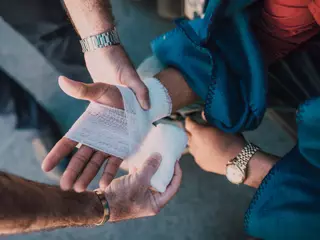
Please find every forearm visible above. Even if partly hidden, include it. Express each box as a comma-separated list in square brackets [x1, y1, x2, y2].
[244, 151, 279, 188]
[155, 68, 199, 112]
[0, 171, 104, 235]
[64, 0, 114, 38]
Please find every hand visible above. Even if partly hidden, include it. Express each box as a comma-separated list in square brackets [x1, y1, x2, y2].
[42, 76, 124, 192]
[85, 45, 150, 109]
[185, 116, 245, 175]
[105, 153, 182, 222]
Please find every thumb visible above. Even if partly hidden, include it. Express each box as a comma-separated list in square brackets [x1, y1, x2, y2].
[58, 76, 109, 101]
[138, 153, 162, 183]
[58, 76, 124, 109]
[120, 69, 150, 110]
[185, 117, 202, 134]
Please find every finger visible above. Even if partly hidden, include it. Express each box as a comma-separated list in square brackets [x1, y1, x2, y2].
[99, 156, 123, 190]
[42, 137, 77, 172]
[185, 117, 201, 134]
[60, 145, 94, 190]
[58, 76, 124, 109]
[130, 80, 150, 110]
[187, 133, 193, 147]
[186, 130, 192, 140]
[74, 151, 107, 192]
[201, 111, 207, 122]
[158, 161, 182, 207]
[138, 153, 162, 183]
[129, 166, 138, 174]
[121, 71, 150, 110]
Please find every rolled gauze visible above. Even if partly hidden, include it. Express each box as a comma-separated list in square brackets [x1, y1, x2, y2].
[127, 123, 188, 193]
[65, 77, 172, 159]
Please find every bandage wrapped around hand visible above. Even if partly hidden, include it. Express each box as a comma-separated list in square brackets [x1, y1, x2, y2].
[66, 77, 187, 192]
[127, 123, 187, 192]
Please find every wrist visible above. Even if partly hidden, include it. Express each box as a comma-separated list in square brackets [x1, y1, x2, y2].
[244, 151, 279, 188]
[85, 191, 106, 225]
[223, 139, 246, 162]
[155, 68, 198, 112]
[54, 191, 105, 226]
[104, 188, 119, 223]
[84, 44, 123, 58]
[219, 135, 246, 173]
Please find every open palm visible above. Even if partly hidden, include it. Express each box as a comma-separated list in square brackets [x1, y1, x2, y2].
[42, 76, 125, 192]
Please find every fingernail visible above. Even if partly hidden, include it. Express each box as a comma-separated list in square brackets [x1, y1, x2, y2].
[141, 99, 151, 110]
[151, 152, 162, 160]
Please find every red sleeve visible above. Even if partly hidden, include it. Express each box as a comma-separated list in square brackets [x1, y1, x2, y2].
[309, 0, 320, 25]
[253, 0, 320, 65]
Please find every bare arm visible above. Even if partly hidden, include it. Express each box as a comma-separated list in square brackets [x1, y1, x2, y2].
[0, 171, 103, 235]
[63, 0, 150, 109]
[63, 0, 114, 37]
[155, 68, 198, 112]
[1, 155, 182, 236]
[185, 118, 280, 189]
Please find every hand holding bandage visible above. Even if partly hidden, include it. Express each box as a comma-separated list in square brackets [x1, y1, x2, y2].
[42, 76, 187, 193]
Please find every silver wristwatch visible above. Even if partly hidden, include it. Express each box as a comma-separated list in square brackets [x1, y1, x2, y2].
[80, 28, 120, 53]
[226, 143, 259, 184]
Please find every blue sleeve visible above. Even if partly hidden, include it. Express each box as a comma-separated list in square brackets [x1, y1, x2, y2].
[151, 0, 266, 133]
[245, 98, 320, 239]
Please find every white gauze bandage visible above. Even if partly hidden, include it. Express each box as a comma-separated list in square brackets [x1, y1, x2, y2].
[66, 77, 172, 159]
[65, 77, 186, 192]
[127, 123, 187, 193]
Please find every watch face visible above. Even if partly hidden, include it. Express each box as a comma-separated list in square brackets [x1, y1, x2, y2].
[226, 164, 245, 184]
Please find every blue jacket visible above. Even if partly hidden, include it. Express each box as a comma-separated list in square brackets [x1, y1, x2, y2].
[245, 98, 320, 239]
[152, 0, 266, 133]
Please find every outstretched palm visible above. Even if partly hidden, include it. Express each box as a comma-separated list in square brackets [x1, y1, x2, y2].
[42, 76, 125, 192]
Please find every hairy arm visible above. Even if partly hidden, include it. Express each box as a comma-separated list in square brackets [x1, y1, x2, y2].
[63, 0, 114, 38]
[63, 0, 151, 109]
[0, 171, 104, 235]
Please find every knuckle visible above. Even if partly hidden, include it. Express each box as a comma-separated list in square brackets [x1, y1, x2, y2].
[65, 166, 80, 175]
[148, 158, 160, 169]
[110, 160, 121, 167]
[73, 154, 88, 164]
[139, 85, 149, 97]
[87, 160, 101, 170]
[103, 171, 115, 179]
[77, 84, 88, 98]
[96, 84, 110, 99]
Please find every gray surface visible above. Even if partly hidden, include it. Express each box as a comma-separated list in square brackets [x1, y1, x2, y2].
[0, 1, 295, 240]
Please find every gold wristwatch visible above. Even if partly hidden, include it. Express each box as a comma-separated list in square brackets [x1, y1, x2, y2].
[226, 143, 259, 184]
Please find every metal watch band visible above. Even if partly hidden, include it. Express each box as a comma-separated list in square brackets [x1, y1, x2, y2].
[230, 143, 260, 172]
[80, 28, 120, 53]
[94, 189, 110, 225]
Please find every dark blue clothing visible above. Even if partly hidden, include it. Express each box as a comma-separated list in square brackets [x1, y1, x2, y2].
[152, 0, 266, 133]
[245, 98, 320, 239]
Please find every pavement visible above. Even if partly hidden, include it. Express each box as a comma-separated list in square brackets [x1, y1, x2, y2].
[0, 0, 295, 239]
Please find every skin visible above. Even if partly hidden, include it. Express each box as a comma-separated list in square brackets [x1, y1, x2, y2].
[56, 0, 317, 193]
[0, 154, 182, 235]
[185, 116, 279, 188]
[63, 0, 150, 109]
[42, 69, 196, 192]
